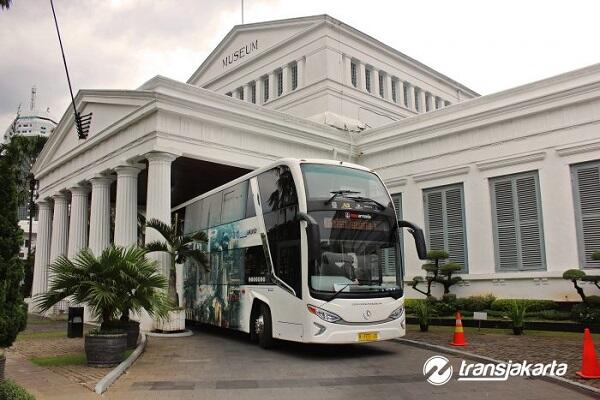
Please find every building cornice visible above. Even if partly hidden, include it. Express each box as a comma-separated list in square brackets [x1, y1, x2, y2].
[413, 166, 470, 183]
[476, 151, 546, 171]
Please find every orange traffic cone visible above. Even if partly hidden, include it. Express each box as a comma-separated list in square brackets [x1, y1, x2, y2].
[576, 328, 600, 379]
[450, 311, 468, 346]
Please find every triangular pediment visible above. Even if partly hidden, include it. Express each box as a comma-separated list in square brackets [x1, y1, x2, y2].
[33, 91, 153, 175]
[188, 15, 325, 86]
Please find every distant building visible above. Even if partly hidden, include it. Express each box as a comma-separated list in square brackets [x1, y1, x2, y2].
[4, 87, 57, 259]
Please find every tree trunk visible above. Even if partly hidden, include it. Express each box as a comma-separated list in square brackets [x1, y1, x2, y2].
[169, 261, 179, 308]
[573, 280, 586, 302]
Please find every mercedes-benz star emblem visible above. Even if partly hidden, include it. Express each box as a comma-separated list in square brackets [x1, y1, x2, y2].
[363, 309, 372, 320]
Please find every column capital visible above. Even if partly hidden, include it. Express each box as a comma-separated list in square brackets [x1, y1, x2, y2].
[90, 175, 114, 188]
[146, 152, 178, 163]
[69, 185, 91, 196]
[115, 164, 143, 177]
[37, 199, 52, 209]
[52, 192, 68, 203]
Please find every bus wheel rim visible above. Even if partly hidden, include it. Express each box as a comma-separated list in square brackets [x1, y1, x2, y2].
[255, 315, 264, 336]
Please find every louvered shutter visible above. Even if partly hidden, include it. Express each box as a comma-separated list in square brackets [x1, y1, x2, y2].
[572, 163, 600, 268]
[491, 172, 545, 271]
[424, 185, 468, 272]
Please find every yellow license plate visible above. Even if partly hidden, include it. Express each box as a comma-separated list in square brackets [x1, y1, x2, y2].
[358, 332, 379, 342]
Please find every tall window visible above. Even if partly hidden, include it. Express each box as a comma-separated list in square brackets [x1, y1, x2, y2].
[378, 72, 384, 98]
[277, 70, 283, 96]
[238, 87, 244, 101]
[291, 62, 298, 90]
[414, 87, 421, 111]
[403, 83, 409, 107]
[391, 80, 397, 103]
[263, 76, 269, 102]
[490, 171, 545, 271]
[571, 161, 600, 268]
[351, 61, 358, 87]
[424, 184, 468, 272]
[365, 69, 372, 93]
[250, 82, 256, 104]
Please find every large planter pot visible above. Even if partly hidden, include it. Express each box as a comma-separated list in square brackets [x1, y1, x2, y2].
[155, 309, 186, 333]
[0, 352, 5, 382]
[85, 332, 127, 367]
[102, 321, 140, 349]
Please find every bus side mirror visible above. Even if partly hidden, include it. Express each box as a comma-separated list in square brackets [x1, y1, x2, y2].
[398, 220, 428, 260]
[297, 212, 321, 263]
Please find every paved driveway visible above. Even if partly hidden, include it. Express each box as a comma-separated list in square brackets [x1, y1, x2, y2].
[106, 327, 594, 400]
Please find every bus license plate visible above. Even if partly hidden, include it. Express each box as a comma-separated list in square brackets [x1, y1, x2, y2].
[358, 332, 379, 342]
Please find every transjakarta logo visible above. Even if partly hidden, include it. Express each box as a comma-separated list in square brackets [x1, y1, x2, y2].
[423, 355, 568, 385]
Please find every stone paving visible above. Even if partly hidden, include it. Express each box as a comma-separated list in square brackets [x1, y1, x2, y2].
[405, 324, 600, 390]
[105, 325, 594, 400]
[7, 314, 106, 393]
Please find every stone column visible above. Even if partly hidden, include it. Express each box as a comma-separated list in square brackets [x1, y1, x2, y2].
[268, 72, 276, 101]
[67, 186, 89, 258]
[436, 97, 444, 109]
[255, 78, 264, 105]
[232, 89, 241, 100]
[343, 54, 352, 86]
[89, 176, 112, 255]
[32, 200, 52, 299]
[145, 152, 177, 276]
[425, 92, 434, 112]
[385, 74, 393, 101]
[114, 165, 141, 247]
[418, 89, 427, 113]
[297, 57, 306, 88]
[398, 80, 406, 106]
[373, 70, 381, 97]
[50, 193, 69, 264]
[282, 64, 290, 95]
[243, 83, 251, 102]
[359, 62, 367, 92]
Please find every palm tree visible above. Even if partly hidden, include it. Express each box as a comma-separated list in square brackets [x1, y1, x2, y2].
[35, 247, 170, 323]
[0, 0, 12, 10]
[144, 219, 208, 307]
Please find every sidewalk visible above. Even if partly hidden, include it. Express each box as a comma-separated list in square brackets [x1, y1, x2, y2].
[6, 351, 98, 400]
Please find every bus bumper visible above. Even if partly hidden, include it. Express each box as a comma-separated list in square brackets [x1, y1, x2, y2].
[306, 317, 405, 344]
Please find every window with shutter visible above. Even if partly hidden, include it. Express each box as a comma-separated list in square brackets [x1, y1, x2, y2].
[571, 161, 600, 268]
[490, 171, 546, 271]
[423, 184, 468, 272]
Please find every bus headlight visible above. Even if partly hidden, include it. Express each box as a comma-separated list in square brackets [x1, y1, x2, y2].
[389, 305, 404, 320]
[307, 305, 341, 323]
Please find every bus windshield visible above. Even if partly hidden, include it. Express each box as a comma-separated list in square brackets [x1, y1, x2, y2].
[301, 164, 402, 299]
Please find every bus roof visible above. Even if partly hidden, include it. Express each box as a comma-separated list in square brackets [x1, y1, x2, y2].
[171, 158, 372, 212]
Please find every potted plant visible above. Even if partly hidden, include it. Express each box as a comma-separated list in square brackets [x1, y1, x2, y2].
[145, 219, 208, 332]
[508, 300, 528, 335]
[36, 247, 169, 366]
[415, 299, 434, 332]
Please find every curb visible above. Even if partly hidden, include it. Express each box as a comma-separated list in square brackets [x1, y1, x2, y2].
[95, 332, 147, 395]
[395, 338, 600, 397]
[145, 329, 194, 338]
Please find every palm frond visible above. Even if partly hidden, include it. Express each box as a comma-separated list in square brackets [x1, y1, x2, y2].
[145, 219, 176, 243]
[144, 240, 170, 254]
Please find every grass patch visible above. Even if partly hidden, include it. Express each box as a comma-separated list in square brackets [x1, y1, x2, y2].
[30, 353, 86, 366]
[30, 349, 135, 367]
[17, 331, 66, 341]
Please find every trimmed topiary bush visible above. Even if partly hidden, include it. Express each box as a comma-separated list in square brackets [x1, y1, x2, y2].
[0, 379, 35, 400]
[571, 303, 600, 324]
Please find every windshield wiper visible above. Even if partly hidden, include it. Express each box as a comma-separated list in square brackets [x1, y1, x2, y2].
[325, 190, 360, 205]
[327, 283, 357, 302]
[347, 196, 386, 210]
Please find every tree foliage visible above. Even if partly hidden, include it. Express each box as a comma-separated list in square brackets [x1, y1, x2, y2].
[144, 219, 208, 307]
[0, 141, 27, 347]
[35, 247, 170, 323]
[562, 268, 600, 303]
[411, 250, 463, 297]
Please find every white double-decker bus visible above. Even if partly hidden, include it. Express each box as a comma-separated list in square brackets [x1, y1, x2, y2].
[174, 159, 427, 347]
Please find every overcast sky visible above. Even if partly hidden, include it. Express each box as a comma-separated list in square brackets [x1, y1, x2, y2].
[2, 0, 600, 130]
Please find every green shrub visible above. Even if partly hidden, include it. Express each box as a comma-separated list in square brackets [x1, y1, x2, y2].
[571, 303, 600, 324]
[526, 310, 572, 321]
[404, 299, 418, 315]
[585, 295, 600, 306]
[0, 379, 35, 400]
[491, 299, 556, 312]
[414, 300, 435, 326]
[456, 294, 496, 311]
[435, 294, 458, 316]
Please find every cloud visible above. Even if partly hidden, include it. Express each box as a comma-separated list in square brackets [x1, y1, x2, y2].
[1, 0, 600, 131]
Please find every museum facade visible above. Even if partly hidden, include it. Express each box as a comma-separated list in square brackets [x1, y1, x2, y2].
[31, 15, 600, 305]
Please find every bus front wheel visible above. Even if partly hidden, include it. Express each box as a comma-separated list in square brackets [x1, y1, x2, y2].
[254, 304, 274, 349]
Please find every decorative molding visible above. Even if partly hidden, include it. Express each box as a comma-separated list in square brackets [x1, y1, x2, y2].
[412, 166, 470, 183]
[475, 151, 546, 171]
[556, 139, 600, 157]
[384, 177, 407, 187]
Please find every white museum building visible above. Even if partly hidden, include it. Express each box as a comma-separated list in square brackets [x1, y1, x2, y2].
[30, 15, 600, 309]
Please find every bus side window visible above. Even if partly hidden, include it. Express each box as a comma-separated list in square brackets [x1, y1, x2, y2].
[244, 245, 268, 283]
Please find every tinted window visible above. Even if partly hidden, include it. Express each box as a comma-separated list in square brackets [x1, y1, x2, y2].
[202, 192, 222, 228]
[257, 166, 298, 213]
[222, 181, 249, 224]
